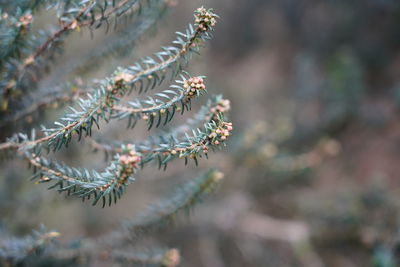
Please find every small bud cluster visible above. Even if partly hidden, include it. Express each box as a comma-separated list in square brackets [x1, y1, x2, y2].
[113, 72, 134, 92]
[114, 72, 134, 87]
[183, 76, 205, 100]
[194, 7, 217, 31]
[208, 121, 233, 145]
[118, 144, 141, 185]
[16, 13, 33, 28]
[101, 72, 133, 110]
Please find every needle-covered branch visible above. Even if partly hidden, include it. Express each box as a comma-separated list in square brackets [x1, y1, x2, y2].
[112, 74, 207, 129]
[0, 87, 85, 128]
[24, 144, 143, 207]
[18, 0, 148, 75]
[0, 9, 33, 65]
[0, 5, 230, 266]
[0, 7, 230, 209]
[93, 112, 232, 170]
[91, 94, 231, 162]
[123, 169, 224, 234]
[0, 7, 219, 152]
[0, 225, 60, 266]
[21, 111, 231, 206]
[0, 224, 180, 266]
[70, 0, 171, 76]
[0, 0, 170, 117]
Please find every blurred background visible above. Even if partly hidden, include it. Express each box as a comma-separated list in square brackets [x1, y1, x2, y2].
[3, 0, 400, 266]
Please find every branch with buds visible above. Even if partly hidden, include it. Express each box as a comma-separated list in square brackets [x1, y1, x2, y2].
[0, 4, 229, 266]
[0, 6, 229, 208]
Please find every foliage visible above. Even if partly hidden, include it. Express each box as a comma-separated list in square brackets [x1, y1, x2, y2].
[0, 170, 223, 266]
[0, 1, 230, 266]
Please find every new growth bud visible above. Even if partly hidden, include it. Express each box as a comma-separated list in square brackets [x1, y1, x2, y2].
[184, 76, 206, 100]
[118, 145, 142, 186]
[194, 7, 217, 31]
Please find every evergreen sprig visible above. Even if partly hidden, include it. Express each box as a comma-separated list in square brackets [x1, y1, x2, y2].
[90, 94, 231, 155]
[112, 73, 207, 130]
[24, 145, 140, 207]
[0, 7, 229, 208]
[71, 0, 170, 76]
[22, 111, 231, 206]
[0, 223, 181, 266]
[0, 86, 85, 128]
[0, 7, 219, 152]
[0, 225, 60, 266]
[18, 0, 145, 72]
[91, 96, 232, 169]
[0, 0, 166, 115]
[0, 4, 228, 266]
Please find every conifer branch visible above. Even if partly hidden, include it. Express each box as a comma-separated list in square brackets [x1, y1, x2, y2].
[24, 144, 142, 207]
[70, 0, 170, 76]
[0, 10, 34, 109]
[0, 7, 218, 152]
[0, 0, 43, 14]
[0, 5, 228, 235]
[0, 87, 85, 128]
[1, 0, 160, 108]
[0, 225, 180, 266]
[1, 1, 95, 104]
[92, 112, 232, 169]
[21, 0, 96, 68]
[163, 94, 231, 140]
[1, 5, 229, 265]
[19, 0, 143, 72]
[90, 95, 231, 156]
[20, 112, 231, 206]
[112, 75, 207, 129]
[123, 169, 224, 234]
[0, 225, 60, 266]
[0, 6, 216, 153]
[0, 10, 33, 64]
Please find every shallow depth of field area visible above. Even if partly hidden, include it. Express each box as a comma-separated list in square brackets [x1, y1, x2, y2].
[1, 1, 400, 267]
